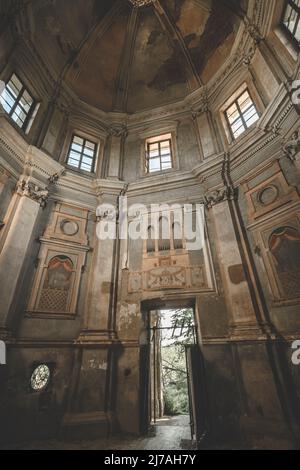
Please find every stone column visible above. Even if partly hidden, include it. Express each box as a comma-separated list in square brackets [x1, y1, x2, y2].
[0, 177, 48, 337]
[206, 188, 267, 340]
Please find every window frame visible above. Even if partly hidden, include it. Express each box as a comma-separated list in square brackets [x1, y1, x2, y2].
[281, 0, 300, 48]
[224, 88, 260, 141]
[0, 73, 36, 132]
[66, 133, 98, 174]
[145, 136, 173, 174]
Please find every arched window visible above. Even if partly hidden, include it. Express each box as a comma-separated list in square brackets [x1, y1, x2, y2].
[38, 255, 74, 312]
[158, 216, 170, 252]
[147, 226, 156, 254]
[269, 226, 300, 299]
[172, 221, 183, 250]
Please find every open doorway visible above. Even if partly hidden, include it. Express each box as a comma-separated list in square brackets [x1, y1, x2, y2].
[149, 308, 197, 441]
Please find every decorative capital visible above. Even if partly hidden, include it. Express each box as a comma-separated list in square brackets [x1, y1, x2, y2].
[242, 44, 257, 67]
[204, 186, 237, 209]
[95, 206, 117, 223]
[48, 170, 65, 185]
[108, 124, 128, 138]
[17, 179, 49, 208]
[128, 0, 155, 7]
[192, 90, 209, 118]
[243, 17, 263, 44]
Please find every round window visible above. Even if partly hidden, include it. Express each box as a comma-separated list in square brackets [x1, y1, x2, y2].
[30, 364, 51, 391]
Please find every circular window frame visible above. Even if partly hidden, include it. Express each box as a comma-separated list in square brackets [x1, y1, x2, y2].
[30, 364, 51, 392]
[60, 219, 79, 237]
[257, 185, 279, 206]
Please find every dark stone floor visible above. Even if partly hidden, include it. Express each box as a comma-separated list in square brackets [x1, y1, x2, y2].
[2, 415, 194, 450]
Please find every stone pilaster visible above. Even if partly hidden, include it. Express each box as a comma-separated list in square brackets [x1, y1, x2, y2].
[0, 168, 10, 198]
[205, 187, 269, 340]
[107, 125, 127, 180]
[192, 93, 221, 160]
[78, 180, 126, 342]
[63, 180, 126, 439]
[0, 177, 48, 336]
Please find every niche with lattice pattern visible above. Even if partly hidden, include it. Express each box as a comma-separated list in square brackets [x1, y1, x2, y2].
[27, 203, 89, 316]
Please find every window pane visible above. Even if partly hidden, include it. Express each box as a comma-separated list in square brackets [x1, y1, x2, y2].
[19, 90, 33, 112]
[11, 74, 22, 91]
[149, 158, 160, 172]
[7, 82, 19, 99]
[227, 111, 240, 125]
[12, 106, 26, 127]
[0, 90, 14, 112]
[161, 147, 171, 156]
[82, 155, 93, 165]
[71, 142, 83, 153]
[283, 2, 300, 42]
[238, 92, 252, 113]
[68, 151, 80, 166]
[146, 135, 173, 173]
[233, 127, 246, 138]
[73, 136, 84, 146]
[68, 160, 80, 169]
[149, 143, 159, 151]
[161, 162, 172, 170]
[68, 136, 96, 172]
[231, 117, 244, 133]
[80, 162, 93, 171]
[225, 88, 259, 139]
[83, 147, 94, 158]
[226, 103, 238, 119]
[85, 140, 95, 150]
[243, 105, 258, 122]
[245, 112, 259, 127]
[149, 149, 159, 158]
[160, 140, 170, 148]
[8, 74, 23, 97]
[0, 74, 35, 129]
[295, 19, 300, 41]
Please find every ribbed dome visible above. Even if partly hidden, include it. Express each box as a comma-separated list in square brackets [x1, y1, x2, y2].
[14, 0, 245, 113]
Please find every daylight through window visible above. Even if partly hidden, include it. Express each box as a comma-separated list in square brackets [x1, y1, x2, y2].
[67, 135, 97, 173]
[0, 74, 35, 130]
[146, 134, 173, 173]
[225, 89, 259, 140]
[282, 0, 300, 45]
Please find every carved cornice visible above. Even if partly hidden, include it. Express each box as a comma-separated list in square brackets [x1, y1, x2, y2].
[204, 186, 237, 209]
[108, 124, 128, 138]
[16, 178, 49, 208]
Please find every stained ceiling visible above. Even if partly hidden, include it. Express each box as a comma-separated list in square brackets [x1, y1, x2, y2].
[11, 0, 247, 113]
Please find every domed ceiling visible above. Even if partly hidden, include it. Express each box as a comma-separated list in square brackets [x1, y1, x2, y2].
[25, 0, 247, 113]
